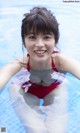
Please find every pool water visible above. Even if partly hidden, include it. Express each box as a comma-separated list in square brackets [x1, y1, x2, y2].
[0, 0, 80, 133]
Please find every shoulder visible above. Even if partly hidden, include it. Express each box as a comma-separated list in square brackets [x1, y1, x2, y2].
[23, 55, 29, 69]
[51, 53, 70, 71]
[52, 53, 80, 79]
[16, 55, 29, 69]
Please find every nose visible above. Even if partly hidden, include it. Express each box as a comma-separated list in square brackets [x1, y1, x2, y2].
[35, 38, 44, 48]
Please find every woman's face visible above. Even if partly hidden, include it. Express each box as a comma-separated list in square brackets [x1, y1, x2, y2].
[24, 32, 55, 62]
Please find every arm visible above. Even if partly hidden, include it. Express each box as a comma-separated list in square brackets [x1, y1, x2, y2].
[0, 56, 28, 90]
[53, 53, 80, 79]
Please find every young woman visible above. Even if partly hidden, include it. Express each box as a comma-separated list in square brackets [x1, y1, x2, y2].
[0, 7, 80, 133]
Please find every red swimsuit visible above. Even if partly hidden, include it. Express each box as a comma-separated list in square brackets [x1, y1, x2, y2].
[22, 54, 66, 99]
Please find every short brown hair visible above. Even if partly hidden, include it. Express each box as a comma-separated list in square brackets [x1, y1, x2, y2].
[21, 7, 59, 45]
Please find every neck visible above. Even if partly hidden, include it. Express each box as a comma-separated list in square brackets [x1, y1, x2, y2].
[30, 58, 52, 70]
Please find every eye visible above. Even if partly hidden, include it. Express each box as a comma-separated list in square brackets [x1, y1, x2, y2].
[29, 35, 36, 39]
[44, 35, 51, 40]
[27, 34, 36, 40]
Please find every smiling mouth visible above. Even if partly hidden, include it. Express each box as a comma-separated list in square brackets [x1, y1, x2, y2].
[34, 50, 47, 54]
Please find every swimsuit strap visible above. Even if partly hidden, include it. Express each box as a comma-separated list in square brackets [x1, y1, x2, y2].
[51, 50, 59, 72]
[26, 54, 30, 71]
[51, 59, 58, 72]
[27, 51, 59, 72]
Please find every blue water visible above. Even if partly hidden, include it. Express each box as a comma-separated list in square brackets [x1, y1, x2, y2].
[0, 0, 80, 133]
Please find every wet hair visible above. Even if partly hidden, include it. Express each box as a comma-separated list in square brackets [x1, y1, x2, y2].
[21, 7, 59, 46]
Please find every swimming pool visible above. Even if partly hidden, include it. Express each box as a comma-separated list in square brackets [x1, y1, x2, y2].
[0, 0, 80, 133]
